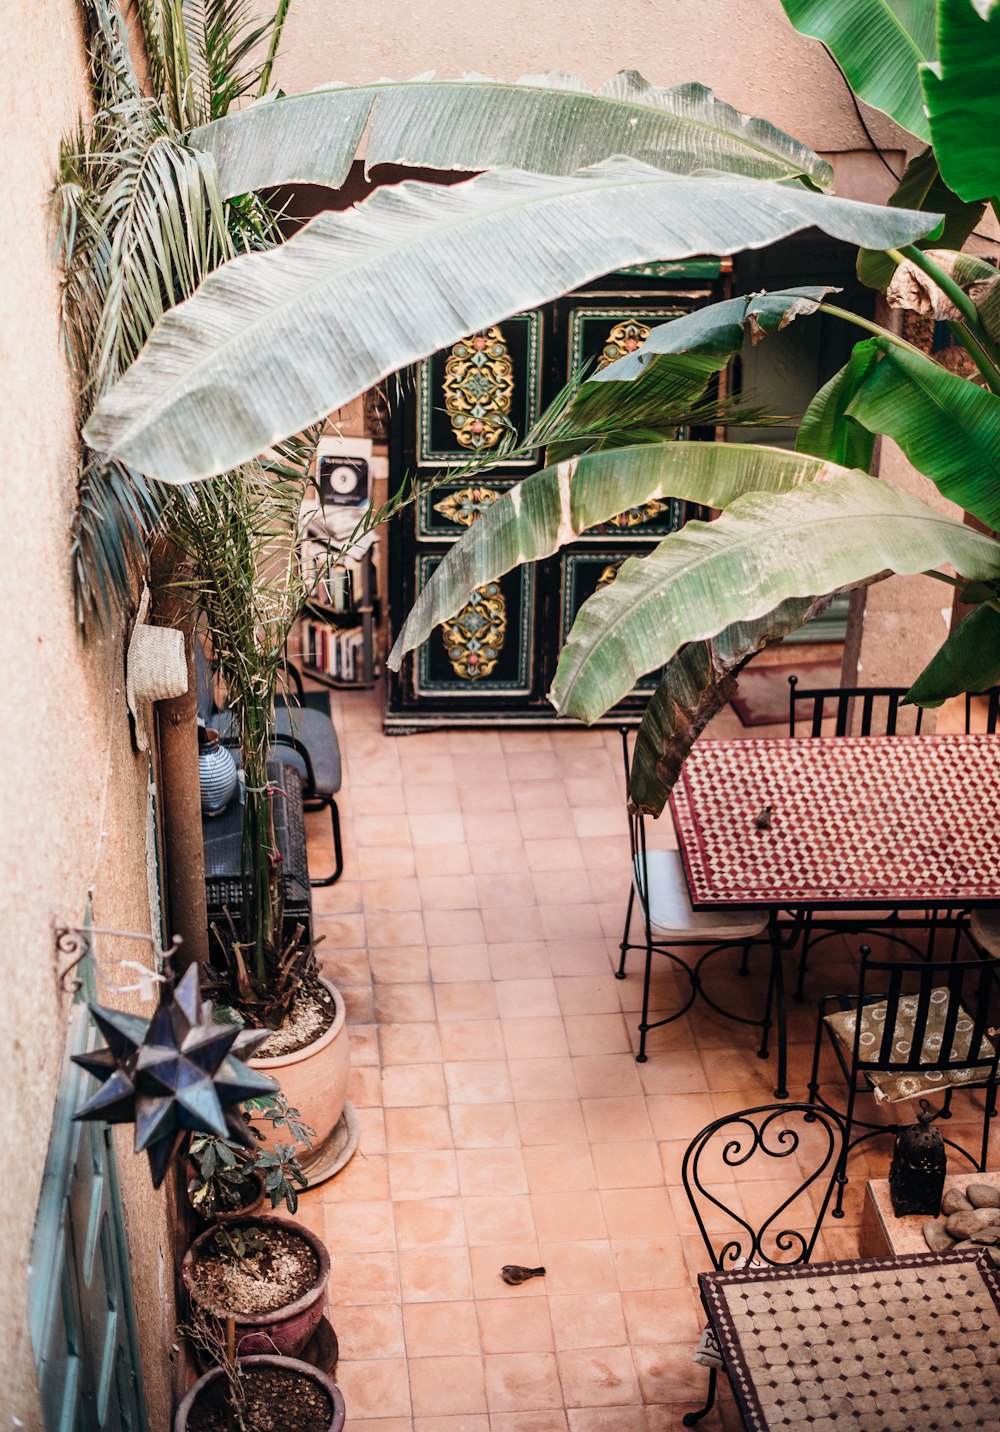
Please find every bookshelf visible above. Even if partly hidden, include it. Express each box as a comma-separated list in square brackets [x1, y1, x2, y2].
[299, 534, 378, 689]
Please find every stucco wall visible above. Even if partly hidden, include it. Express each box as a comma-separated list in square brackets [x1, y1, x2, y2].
[0, 2, 175, 1427]
[274, 0, 907, 157]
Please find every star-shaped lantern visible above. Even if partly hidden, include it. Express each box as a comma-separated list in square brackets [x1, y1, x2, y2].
[73, 964, 277, 1186]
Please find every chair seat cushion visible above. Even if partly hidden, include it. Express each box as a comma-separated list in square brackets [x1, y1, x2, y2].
[273, 707, 342, 796]
[825, 990, 998, 1103]
[971, 909, 1000, 958]
[209, 706, 342, 797]
[635, 849, 767, 941]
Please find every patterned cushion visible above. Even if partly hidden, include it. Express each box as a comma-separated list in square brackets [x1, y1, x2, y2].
[693, 1257, 767, 1369]
[825, 989, 997, 1103]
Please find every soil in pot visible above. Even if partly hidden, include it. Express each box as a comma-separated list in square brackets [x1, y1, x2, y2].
[191, 1224, 320, 1317]
[243, 971, 337, 1058]
[186, 1364, 332, 1432]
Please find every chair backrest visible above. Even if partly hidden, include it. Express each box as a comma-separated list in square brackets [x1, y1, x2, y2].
[965, 687, 1000, 734]
[846, 944, 1000, 1085]
[681, 1103, 845, 1271]
[788, 676, 924, 738]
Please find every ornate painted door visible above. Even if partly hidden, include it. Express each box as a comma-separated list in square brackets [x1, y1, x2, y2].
[386, 267, 724, 728]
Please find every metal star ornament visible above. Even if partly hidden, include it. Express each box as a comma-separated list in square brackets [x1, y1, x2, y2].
[73, 964, 277, 1187]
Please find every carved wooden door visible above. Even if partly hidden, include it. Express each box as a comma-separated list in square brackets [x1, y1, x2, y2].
[386, 267, 724, 729]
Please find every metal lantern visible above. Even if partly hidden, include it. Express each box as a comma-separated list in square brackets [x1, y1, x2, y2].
[889, 1099, 947, 1216]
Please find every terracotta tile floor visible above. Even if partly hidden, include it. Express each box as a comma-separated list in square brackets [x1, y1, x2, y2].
[295, 683, 993, 1430]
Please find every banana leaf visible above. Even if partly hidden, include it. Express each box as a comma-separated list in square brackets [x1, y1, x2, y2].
[550, 470, 1000, 722]
[857, 147, 985, 290]
[905, 601, 1000, 705]
[846, 340, 1000, 528]
[83, 161, 938, 483]
[796, 338, 880, 469]
[629, 596, 829, 815]
[922, 0, 1000, 201]
[780, 0, 936, 139]
[387, 442, 865, 671]
[189, 70, 835, 199]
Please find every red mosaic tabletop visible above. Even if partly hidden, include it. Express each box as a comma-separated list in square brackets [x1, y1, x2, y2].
[669, 735, 1000, 911]
[699, 1249, 1000, 1431]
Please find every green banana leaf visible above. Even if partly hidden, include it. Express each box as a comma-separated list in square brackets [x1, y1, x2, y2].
[83, 161, 938, 484]
[189, 71, 835, 199]
[629, 596, 828, 816]
[922, 0, 1000, 201]
[548, 286, 836, 459]
[796, 338, 881, 469]
[905, 601, 1000, 705]
[550, 471, 1000, 722]
[780, 0, 936, 140]
[845, 340, 1000, 528]
[857, 147, 985, 290]
[387, 442, 866, 671]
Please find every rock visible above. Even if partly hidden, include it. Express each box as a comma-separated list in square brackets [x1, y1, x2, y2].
[924, 1221, 955, 1253]
[966, 1183, 1000, 1210]
[945, 1207, 1000, 1239]
[970, 1225, 1000, 1246]
[941, 1188, 973, 1215]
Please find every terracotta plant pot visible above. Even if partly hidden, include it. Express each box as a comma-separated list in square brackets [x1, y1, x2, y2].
[174, 1354, 345, 1432]
[182, 1215, 331, 1358]
[248, 977, 349, 1173]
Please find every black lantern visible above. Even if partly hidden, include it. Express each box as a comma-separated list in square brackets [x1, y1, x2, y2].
[889, 1100, 947, 1216]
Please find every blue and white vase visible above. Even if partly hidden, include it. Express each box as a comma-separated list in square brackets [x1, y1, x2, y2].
[198, 727, 238, 817]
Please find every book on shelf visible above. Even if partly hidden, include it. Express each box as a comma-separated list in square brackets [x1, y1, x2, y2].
[301, 533, 373, 613]
[302, 619, 368, 683]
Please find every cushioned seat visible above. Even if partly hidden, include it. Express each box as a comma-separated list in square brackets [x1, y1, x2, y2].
[637, 849, 767, 942]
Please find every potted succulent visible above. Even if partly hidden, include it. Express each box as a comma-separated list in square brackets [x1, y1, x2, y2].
[182, 1213, 331, 1359]
[187, 1093, 315, 1221]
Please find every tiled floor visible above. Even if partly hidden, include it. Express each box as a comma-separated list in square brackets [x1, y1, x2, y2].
[295, 682, 993, 1430]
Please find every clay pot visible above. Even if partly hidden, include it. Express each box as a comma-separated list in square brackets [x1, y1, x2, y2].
[181, 1215, 330, 1358]
[188, 1169, 266, 1224]
[248, 978, 349, 1173]
[174, 1354, 345, 1432]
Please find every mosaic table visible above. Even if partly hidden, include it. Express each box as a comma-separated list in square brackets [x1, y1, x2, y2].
[699, 1249, 1000, 1431]
[670, 735, 1000, 912]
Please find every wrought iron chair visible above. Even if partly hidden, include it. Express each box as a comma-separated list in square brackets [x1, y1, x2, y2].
[616, 728, 773, 1064]
[787, 676, 925, 738]
[964, 686, 1000, 735]
[786, 676, 937, 999]
[808, 942, 1000, 1218]
[201, 649, 344, 887]
[681, 1103, 846, 1427]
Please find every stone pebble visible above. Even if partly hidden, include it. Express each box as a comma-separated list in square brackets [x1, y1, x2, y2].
[966, 1183, 1000, 1209]
[923, 1220, 954, 1252]
[945, 1207, 1000, 1239]
[941, 1188, 973, 1216]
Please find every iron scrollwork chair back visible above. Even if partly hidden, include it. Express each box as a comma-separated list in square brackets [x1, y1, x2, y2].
[682, 1104, 845, 1271]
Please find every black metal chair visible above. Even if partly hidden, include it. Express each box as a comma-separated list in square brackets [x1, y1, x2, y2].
[787, 676, 925, 738]
[616, 728, 773, 1065]
[786, 677, 935, 999]
[201, 650, 344, 887]
[964, 686, 1000, 735]
[808, 943, 1000, 1218]
[681, 1103, 846, 1427]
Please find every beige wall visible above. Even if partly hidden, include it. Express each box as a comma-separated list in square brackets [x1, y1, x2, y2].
[274, 0, 908, 157]
[0, 2, 174, 1427]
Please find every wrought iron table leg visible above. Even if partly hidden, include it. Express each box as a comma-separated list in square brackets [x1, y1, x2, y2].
[770, 913, 788, 1099]
[682, 1366, 718, 1426]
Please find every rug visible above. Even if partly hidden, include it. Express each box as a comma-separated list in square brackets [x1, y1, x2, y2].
[730, 658, 842, 728]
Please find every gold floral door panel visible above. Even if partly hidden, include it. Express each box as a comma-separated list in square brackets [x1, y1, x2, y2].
[387, 274, 723, 727]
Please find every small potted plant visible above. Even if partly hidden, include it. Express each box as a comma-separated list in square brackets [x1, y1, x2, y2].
[188, 1093, 315, 1221]
[177, 1313, 345, 1432]
[182, 1213, 330, 1359]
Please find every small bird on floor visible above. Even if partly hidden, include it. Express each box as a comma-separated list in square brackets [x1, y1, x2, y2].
[755, 805, 773, 830]
[501, 1265, 546, 1285]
